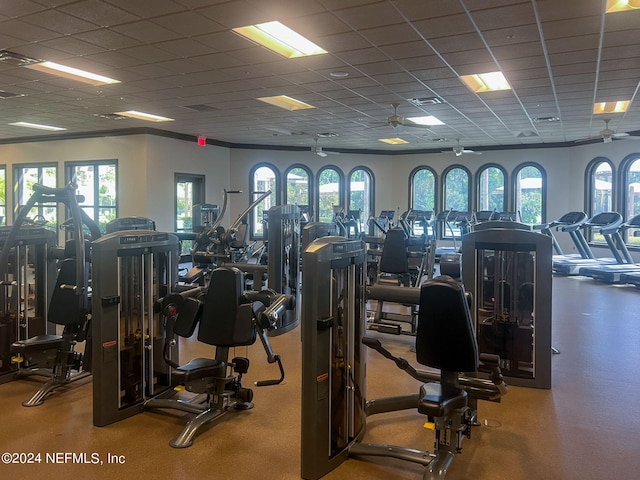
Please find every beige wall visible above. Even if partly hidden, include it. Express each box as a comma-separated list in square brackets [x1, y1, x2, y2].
[0, 134, 230, 233]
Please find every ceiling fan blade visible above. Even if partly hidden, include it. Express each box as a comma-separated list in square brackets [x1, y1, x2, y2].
[400, 122, 431, 129]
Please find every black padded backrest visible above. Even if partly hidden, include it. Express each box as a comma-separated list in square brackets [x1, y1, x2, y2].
[379, 227, 408, 274]
[416, 276, 478, 372]
[173, 297, 202, 338]
[198, 267, 256, 347]
[48, 258, 84, 326]
[230, 223, 249, 249]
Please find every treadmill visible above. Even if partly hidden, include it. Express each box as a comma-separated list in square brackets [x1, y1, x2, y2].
[579, 214, 640, 283]
[535, 211, 588, 261]
[552, 211, 625, 276]
[620, 271, 640, 288]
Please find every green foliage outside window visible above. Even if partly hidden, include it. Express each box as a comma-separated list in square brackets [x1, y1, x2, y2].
[318, 168, 340, 222]
[444, 167, 469, 212]
[412, 168, 435, 211]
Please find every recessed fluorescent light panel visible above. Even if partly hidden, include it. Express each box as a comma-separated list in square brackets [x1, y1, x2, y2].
[114, 111, 174, 122]
[406, 116, 445, 126]
[593, 100, 630, 114]
[26, 61, 120, 86]
[379, 137, 409, 145]
[460, 71, 511, 92]
[257, 95, 315, 111]
[9, 121, 67, 131]
[233, 21, 327, 58]
[606, 0, 640, 13]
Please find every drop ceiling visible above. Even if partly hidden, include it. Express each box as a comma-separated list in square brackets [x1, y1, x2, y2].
[0, 0, 639, 153]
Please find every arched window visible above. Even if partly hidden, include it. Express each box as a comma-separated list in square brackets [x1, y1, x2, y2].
[477, 164, 506, 213]
[249, 163, 279, 239]
[586, 158, 614, 243]
[442, 165, 470, 238]
[443, 165, 470, 212]
[316, 166, 344, 223]
[621, 154, 640, 245]
[348, 167, 374, 234]
[513, 163, 546, 225]
[0, 165, 6, 225]
[284, 164, 313, 220]
[588, 159, 614, 215]
[410, 166, 437, 212]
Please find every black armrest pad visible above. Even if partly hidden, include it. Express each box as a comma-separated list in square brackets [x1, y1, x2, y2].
[479, 353, 500, 366]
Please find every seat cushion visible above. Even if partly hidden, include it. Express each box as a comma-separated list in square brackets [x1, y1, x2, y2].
[175, 357, 226, 383]
[418, 383, 467, 418]
[10, 334, 63, 354]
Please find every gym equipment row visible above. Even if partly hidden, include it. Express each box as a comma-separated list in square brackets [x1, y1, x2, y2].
[0, 183, 101, 406]
[91, 229, 294, 447]
[301, 236, 508, 479]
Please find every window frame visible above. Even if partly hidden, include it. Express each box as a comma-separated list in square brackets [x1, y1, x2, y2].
[347, 166, 375, 235]
[584, 157, 615, 243]
[476, 163, 507, 213]
[619, 154, 640, 246]
[0, 165, 6, 226]
[66, 159, 118, 234]
[441, 164, 471, 239]
[316, 165, 345, 223]
[175, 172, 205, 254]
[409, 165, 438, 213]
[13, 162, 59, 227]
[249, 162, 280, 240]
[442, 164, 471, 213]
[284, 163, 314, 220]
[512, 162, 547, 225]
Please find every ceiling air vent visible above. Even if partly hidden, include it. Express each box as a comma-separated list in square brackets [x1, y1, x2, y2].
[0, 50, 40, 66]
[532, 116, 560, 123]
[93, 113, 130, 120]
[0, 90, 25, 99]
[407, 96, 445, 106]
[182, 104, 218, 112]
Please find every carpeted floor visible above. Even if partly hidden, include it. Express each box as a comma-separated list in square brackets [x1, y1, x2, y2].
[1, 275, 639, 480]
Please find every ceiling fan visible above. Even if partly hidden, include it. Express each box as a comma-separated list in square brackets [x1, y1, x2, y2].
[445, 139, 482, 156]
[575, 118, 640, 144]
[311, 137, 339, 157]
[369, 102, 429, 129]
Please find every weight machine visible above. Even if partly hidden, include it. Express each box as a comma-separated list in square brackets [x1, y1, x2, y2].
[462, 222, 552, 388]
[264, 204, 300, 334]
[0, 225, 57, 384]
[301, 236, 507, 479]
[91, 230, 293, 447]
[91, 229, 180, 426]
[3, 183, 101, 406]
[181, 189, 270, 285]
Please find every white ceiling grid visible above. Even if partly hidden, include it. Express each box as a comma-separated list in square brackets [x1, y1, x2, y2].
[0, 0, 638, 152]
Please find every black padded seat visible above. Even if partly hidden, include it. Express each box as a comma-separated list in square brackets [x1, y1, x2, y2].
[11, 334, 63, 355]
[172, 358, 226, 385]
[418, 383, 467, 418]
